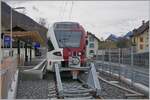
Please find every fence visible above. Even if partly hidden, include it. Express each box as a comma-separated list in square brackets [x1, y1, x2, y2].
[0, 55, 17, 99]
[96, 47, 149, 67]
[96, 47, 149, 87]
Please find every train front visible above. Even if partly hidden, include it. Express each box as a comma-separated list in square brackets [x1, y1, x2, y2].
[47, 22, 87, 78]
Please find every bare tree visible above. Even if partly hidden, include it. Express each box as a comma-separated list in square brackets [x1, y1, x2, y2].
[100, 37, 104, 41]
[39, 17, 47, 27]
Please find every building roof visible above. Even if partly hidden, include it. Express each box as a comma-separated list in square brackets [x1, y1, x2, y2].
[87, 31, 100, 42]
[1, 1, 48, 46]
[131, 20, 149, 37]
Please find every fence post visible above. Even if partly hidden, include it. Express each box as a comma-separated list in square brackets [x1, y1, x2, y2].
[131, 46, 134, 86]
[118, 48, 121, 80]
[102, 49, 104, 73]
[122, 49, 123, 64]
[109, 48, 112, 76]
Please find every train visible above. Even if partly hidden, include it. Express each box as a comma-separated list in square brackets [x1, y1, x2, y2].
[47, 22, 87, 71]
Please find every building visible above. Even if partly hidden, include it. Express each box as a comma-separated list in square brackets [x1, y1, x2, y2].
[1, 1, 48, 98]
[86, 32, 100, 58]
[1, 1, 48, 64]
[131, 20, 149, 53]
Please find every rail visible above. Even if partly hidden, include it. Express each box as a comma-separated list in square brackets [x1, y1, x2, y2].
[96, 60, 149, 87]
[97, 68, 149, 97]
[98, 75, 145, 99]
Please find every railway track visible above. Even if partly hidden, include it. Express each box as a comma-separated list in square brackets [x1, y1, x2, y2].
[17, 62, 147, 99]
[62, 79, 95, 99]
[98, 71, 147, 99]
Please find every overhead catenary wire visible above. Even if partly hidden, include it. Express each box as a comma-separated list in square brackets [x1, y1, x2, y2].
[69, 1, 74, 20]
[58, 1, 64, 21]
[61, 1, 67, 21]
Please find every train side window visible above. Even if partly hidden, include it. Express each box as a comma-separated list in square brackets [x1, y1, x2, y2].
[47, 38, 54, 51]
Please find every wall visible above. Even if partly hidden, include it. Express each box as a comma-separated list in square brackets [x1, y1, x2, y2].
[132, 29, 149, 53]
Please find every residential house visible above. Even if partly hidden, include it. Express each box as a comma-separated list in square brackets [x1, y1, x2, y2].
[130, 20, 149, 53]
[86, 32, 100, 58]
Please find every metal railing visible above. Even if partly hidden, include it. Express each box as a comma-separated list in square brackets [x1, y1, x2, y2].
[97, 61, 149, 87]
[0, 55, 17, 99]
[96, 47, 149, 87]
[96, 47, 149, 67]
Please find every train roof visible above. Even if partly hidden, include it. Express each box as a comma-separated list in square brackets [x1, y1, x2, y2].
[53, 22, 82, 30]
[54, 21, 79, 25]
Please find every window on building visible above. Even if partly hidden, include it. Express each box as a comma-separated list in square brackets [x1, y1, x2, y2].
[133, 38, 136, 43]
[140, 37, 143, 42]
[89, 36, 94, 42]
[140, 44, 143, 50]
[89, 50, 94, 55]
[89, 43, 94, 48]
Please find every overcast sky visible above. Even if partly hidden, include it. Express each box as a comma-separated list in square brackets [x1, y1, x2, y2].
[4, 0, 149, 40]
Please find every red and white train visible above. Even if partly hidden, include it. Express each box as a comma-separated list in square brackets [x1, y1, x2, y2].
[47, 22, 87, 71]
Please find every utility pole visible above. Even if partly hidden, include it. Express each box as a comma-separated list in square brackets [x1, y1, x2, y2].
[10, 7, 25, 56]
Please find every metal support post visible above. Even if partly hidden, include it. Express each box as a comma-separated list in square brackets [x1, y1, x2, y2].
[122, 49, 123, 64]
[10, 7, 13, 56]
[17, 40, 20, 65]
[25, 42, 28, 62]
[102, 49, 104, 73]
[109, 48, 111, 76]
[131, 46, 134, 85]
[118, 48, 121, 80]
[29, 45, 32, 62]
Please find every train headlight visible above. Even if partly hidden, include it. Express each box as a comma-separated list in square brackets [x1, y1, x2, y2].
[78, 52, 82, 56]
[53, 52, 62, 56]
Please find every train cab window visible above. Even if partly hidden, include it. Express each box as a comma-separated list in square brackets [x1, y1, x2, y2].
[47, 38, 54, 51]
[54, 30, 82, 48]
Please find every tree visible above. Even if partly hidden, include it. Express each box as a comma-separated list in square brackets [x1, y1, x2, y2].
[116, 38, 131, 48]
[39, 17, 47, 27]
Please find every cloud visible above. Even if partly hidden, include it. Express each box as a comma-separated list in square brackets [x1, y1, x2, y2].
[4, 1, 149, 39]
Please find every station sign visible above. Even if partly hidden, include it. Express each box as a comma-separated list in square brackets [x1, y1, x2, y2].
[4, 36, 11, 47]
[34, 42, 40, 48]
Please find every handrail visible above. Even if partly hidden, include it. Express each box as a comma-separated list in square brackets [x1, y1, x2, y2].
[90, 63, 101, 96]
[96, 60, 149, 75]
[33, 59, 46, 70]
[24, 59, 46, 71]
[54, 63, 63, 97]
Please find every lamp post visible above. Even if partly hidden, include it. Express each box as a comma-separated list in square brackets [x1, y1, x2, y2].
[10, 7, 25, 56]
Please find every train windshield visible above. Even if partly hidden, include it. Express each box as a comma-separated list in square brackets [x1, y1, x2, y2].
[54, 30, 82, 48]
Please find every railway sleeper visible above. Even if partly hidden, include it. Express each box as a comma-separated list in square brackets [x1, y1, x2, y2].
[63, 88, 95, 94]
[63, 92, 92, 97]
[64, 95, 94, 99]
[125, 93, 146, 99]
